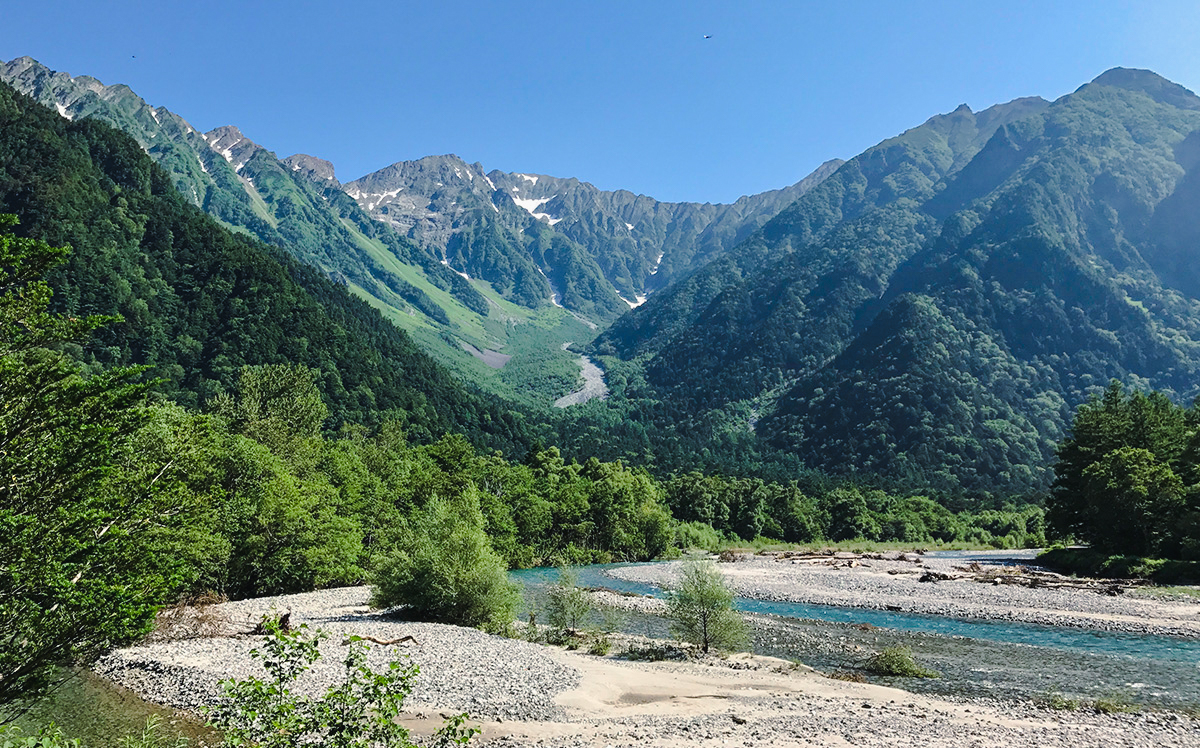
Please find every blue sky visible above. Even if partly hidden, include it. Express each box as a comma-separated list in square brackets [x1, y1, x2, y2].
[4, 1, 1200, 203]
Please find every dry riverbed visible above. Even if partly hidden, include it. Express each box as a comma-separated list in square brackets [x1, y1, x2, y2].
[94, 577, 1200, 748]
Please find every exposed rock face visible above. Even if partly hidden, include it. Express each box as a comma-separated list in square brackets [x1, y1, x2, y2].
[283, 153, 339, 186]
[346, 154, 844, 303]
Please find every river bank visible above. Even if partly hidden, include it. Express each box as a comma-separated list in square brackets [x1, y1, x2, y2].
[606, 551, 1200, 637]
[90, 585, 1200, 747]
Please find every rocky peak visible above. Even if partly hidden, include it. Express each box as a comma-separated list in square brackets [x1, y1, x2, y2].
[284, 153, 339, 186]
[203, 126, 264, 172]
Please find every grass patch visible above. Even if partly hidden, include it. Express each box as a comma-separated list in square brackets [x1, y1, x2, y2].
[1041, 691, 1084, 711]
[1093, 693, 1140, 714]
[862, 646, 939, 679]
[1038, 548, 1200, 585]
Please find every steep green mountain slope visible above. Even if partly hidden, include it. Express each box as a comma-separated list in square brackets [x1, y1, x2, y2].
[2, 56, 839, 411]
[0, 56, 596, 408]
[596, 69, 1200, 494]
[0, 79, 533, 454]
[346, 156, 841, 318]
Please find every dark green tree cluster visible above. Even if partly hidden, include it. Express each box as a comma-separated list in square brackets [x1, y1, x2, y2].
[1049, 382, 1200, 558]
[665, 471, 1046, 549]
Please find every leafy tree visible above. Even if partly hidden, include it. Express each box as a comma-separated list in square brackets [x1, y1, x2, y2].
[0, 217, 183, 712]
[665, 560, 747, 654]
[1049, 382, 1190, 554]
[370, 486, 519, 629]
[544, 566, 591, 635]
[1077, 448, 1184, 556]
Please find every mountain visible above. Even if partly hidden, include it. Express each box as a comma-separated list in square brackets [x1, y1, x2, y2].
[1, 56, 839, 411]
[0, 78, 534, 454]
[0, 56, 607, 406]
[348, 155, 842, 318]
[594, 69, 1200, 495]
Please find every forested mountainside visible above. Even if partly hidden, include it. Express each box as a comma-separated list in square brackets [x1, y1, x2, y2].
[593, 69, 1200, 495]
[0, 56, 599, 405]
[0, 56, 839, 410]
[347, 156, 841, 316]
[0, 79, 534, 454]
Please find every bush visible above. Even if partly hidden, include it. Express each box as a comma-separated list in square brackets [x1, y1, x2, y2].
[862, 646, 938, 678]
[206, 618, 477, 748]
[665, 560, 747, 653]
[545, 566, 591, 635]
[675, 521, 724, 552]
[0, 725, 80, 748]
[371, 487, 519, 629]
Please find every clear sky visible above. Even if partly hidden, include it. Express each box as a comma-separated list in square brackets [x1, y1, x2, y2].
[3, 1, 1200, 203]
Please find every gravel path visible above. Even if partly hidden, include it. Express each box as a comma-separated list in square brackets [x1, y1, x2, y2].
[607, 552, 1200, 636]
[95, 587, 579, 722]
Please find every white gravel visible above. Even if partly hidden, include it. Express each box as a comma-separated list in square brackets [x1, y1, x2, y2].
[94, 587, 579, 722]
[90, 579, 1200, 748]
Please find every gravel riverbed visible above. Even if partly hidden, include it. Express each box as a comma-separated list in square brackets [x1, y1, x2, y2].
[606, 552, 1200, 637]
[91, 558, 1200, 747]
[95, 587, 579, 722]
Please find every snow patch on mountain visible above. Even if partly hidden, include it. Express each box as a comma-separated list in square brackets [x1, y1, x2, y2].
[516, 174, 539, 185]
[537, 267, 563, 307]
[55, 102, 71, 120]
[619, 294, 648, 309]
[512, 195, 561, 224]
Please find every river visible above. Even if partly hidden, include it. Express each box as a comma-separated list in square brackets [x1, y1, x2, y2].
[511, 556, 1200, 710]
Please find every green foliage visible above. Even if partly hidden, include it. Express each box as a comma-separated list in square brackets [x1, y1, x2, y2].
[862, 646, 939, 679]
[0, 218, 192, 712]
[1037, 547, 1200, 584]
[206, 618, 477, 748]
[674, 521, 726, 551]
[0, 725, 80, 748]
[1049, 382, 1199, 558]
[544, 567, 592, 635]
[370, 487, 519, 629]
[665, 560, 747, 654]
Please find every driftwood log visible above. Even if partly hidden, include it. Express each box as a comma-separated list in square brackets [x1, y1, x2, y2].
[352, 635, 419, 646]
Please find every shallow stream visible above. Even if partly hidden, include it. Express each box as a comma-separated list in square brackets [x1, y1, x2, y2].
[512, 555, 1200, 709]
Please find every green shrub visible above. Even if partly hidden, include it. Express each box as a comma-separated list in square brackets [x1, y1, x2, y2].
[588, 634, 612, 656]
[0, 725, 80, 748]
[675, 521, 724, 552]
[862, 646, 939, 678]
[545, 566, 591, 635]
[622, 644, 671, 661]
[1042, 692, 1082, 711]
[371, 487, 519, 629]
[206, 618, 477, 748]
[1093, 693, 1140, 714]
[666, 560, 747, 653]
